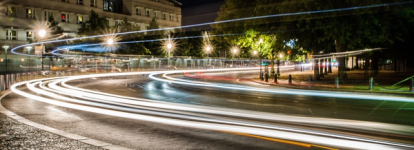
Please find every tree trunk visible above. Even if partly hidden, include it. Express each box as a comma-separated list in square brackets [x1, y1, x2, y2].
[355, 56, 359, 69]
[364, 55, 369, 79]
[328, 58, 332, 73]
[270, 55, 275, 77]
[334, 36, 347, 82]
[372, 52, 379, 75]
[324, 58, 328, 75]
[319, 59, 324, 77]
[277, 59, 280, 76]
[314, 59, 320, 80]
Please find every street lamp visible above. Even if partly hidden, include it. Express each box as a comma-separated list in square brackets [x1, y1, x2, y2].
[38, 29, 46, 71]
[2, 45, 10, 72]
[26, 46, 32, 72]
[258, 38, 264, 81]
[167, 43, 172, 58]
[107, 38, 114, 45]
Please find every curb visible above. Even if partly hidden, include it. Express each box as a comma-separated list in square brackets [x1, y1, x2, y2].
[252, 79, 414, 97]
[0, 90, 132, 150]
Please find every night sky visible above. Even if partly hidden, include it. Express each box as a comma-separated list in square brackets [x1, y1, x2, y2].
[178, 0, 224, 8]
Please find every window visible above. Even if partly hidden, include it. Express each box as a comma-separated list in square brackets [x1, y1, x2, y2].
[154, 11, 158, 18]
[77, 0, 83, 5]
[6, 30, 17, 40]
[77, 15, 84, 24]
[103, 0, 108, 11]
[61, 13, 70, 22]
[177, 16, 179, 22]
[162, 13, 166, 20]
[170, 14, 173, 21]
[5, 6, 16, 17]
[146, 9, 150, 17]
[26, 31, 33, 41]
[136, 8, 141, 15]
[61, 0, 68, 2]
[109, 2, 114, 12]
[26, 8, 36, 19]
[44, 11, 54, 20]
[90, 0, 97, 7]
[115, 20, 122, 26]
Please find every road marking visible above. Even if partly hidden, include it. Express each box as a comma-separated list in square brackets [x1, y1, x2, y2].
[224, 131, 338, 150]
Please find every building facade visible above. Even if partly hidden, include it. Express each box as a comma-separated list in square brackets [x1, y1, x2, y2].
[0, 0, 182, 46]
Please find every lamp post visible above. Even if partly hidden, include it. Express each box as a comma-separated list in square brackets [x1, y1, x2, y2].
[2, 45, 10, 72]
[38, 29, 46, 71]
[258, 38, 263, 80]
[26, 47, 33, 72]
[167, 43, 172, 67]
[232, 48, 237, 67]
[253, 50, 258, 68]
[107, 38, 114, 71]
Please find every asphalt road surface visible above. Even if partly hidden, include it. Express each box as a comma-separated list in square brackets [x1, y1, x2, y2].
[2, 69, 414, 149]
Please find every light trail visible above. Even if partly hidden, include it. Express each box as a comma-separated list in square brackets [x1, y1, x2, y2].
[11, 1, 414, 55]
[8, 68, 414, 149]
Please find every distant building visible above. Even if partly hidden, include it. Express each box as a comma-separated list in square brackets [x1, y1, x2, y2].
[0, 0, 182, 46]
[182, 1, 223, 31]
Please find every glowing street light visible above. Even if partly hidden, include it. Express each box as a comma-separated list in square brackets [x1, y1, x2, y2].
[259, 38, 263, 44]
[107, 38, 114, 45]
[38, 29, 46, 38]
[167, 43, 172, 58]
[2, 45, 10, 72]
[253, 50, 258, 56]
[280, 54, 283, 58]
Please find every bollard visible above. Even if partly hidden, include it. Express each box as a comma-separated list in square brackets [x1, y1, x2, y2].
[288, 74, 292, 84]
[336, 77, 340, 89]
[0, 75, 4, 92]
[410, 78, 413, 92]
[274, 74, 278, 84]
[308, 75, 312, 87]
[16, 74, 20, 83]
[369, 77, 374, 90]
[265, 72, 269, 82]
[10, 74, 15, 85]
[260, 71, 264, 81]
[5, 74, 10, 90]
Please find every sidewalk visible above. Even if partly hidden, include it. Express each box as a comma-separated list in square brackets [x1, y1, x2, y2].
[0, 91, 103, 149]
[252, 78, 414, 97]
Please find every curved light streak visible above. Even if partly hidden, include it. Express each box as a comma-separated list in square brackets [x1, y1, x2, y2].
[8, 68, 414, 149]
[11, 1, 414, 55]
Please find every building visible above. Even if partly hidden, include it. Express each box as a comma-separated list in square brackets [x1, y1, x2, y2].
[0, 0, 182, 46]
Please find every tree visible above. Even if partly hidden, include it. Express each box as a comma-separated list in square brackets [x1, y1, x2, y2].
[78, 10, 109, 36]
[47, 16, 64, 36]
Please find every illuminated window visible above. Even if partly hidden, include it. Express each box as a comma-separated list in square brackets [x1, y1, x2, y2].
[5, 6, 16, 17]
[6, 30, 17, 40]
[77, 15, 84, 24]
[26, 8, 36, 19]
[109, 2, 114, 12]
[103, 0, 108, 11]
[62, 13, 70, 22]
[77, 0, 83, 5]
[26, 31, 33, 41]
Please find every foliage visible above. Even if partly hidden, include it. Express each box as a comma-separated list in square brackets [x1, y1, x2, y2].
[78, 10, 109, 36]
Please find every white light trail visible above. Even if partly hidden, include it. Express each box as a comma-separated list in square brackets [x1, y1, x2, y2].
[8, 68, 414, 149]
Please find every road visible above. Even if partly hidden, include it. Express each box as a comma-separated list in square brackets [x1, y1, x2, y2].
[2, 68, 414, 149]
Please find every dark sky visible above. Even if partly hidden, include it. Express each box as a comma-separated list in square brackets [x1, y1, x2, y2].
[178, 0, 224, 8]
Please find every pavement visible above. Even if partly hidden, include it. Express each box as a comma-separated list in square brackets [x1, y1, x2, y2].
[0, 91, 103, 150]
